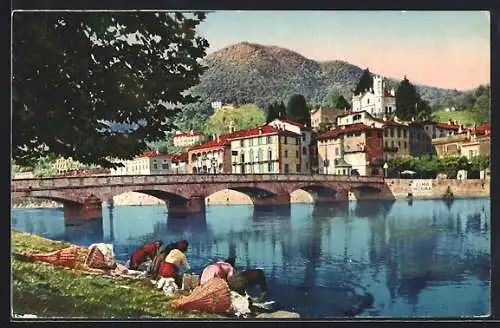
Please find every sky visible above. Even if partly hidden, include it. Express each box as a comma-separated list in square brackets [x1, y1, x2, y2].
[196, 11, 490, 90]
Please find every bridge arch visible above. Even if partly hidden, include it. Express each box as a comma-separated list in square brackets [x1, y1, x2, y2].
[349, 185, 382, 201]
[292, 184, 339, 203]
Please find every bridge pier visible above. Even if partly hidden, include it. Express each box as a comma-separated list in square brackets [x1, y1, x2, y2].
[333, 188, 349, 202]
[253, 193, 291, 214]
[313, 194, 337, 203]
[63, 195, 102, 220]
[168, 197, 206, 217]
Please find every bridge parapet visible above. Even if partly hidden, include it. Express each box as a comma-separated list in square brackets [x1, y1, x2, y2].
[12, 174, 385, 192]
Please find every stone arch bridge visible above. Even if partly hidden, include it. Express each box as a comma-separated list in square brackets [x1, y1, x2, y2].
[11, 174, 386, 220]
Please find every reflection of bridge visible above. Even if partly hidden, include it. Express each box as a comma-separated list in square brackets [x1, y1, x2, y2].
[11, 174, 385, 220]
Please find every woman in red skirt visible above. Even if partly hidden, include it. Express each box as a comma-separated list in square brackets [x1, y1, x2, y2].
[129, 240, 163, 270]
[159, 240, 190, 285]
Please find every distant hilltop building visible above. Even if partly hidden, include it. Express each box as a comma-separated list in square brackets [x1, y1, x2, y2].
[211, 101, 235, 112]
[351, 74, 396, 118]
[211, 101, 222, 109]
[173, 130, 204, 148]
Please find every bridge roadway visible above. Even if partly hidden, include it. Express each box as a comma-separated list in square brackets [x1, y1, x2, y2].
[11, 174, 386, 219]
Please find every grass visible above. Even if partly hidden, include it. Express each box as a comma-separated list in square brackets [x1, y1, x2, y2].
[11, 229, 223, 319]
[432, 110, 487, 126]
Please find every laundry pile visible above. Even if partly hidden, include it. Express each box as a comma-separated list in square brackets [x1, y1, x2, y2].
[24, 238, 278, 318]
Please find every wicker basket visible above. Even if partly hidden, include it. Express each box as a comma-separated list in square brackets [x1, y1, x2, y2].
[84, 246, 115, 270]
[170, 277, 231, 313]
[26, 247, 78, 269]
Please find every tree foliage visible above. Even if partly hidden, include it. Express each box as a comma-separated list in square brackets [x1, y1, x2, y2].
[353, 68, 373, 95]
[395, 76, 421, 121]
[286, 94, 312, 126]
[205, 104, 266, 137]
[332, 95, 351, 110]
[13, 12, 209, 168]
[385, 155, 489, 179]
[265, 100, 286, 123]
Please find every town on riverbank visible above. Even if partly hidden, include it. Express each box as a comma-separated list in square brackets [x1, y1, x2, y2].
[11, 11, 490, 320]
[12, 72, 491, 209]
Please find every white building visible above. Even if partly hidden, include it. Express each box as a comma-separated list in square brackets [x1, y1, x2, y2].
[110, 151, 188, 175]
[351, 74, 396, 118]
[173, 131, 204, 148]
[268, 118, 314, 173]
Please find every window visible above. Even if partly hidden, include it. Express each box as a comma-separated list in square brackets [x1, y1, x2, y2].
[284, 137, 288, 144]
[258, 148, 263, 162]
[295, 138, 299, 145]
[390, 128, 394, 137]
[268, 162, 273, 172]
[259, 163, 264, 173]
[404, 141, 407, 149]
[469, 150, 474, 158]
[284, 164, 290, 173]
[268, 148, 273, 161]
[285, 150, 288, 158]
[266, 136, 272, 144]
[367, 99, 370, 104]
[397, 128, 401, 138]
[302, 146, 307, 155]
[366, 131, 372, 137]
[403, 130, 408, 138]
[295, 150, 299, 158]
[391, 140, 395, 147]
[335, 147, 339, 156]
[250, 138, 254, 146]
[384, 129, 388, 137]
[153, 164, 158, 169]
[240, 140, 244, 147]
[296, 164, 301, 172]
[398, 141, 401, 148]
[249, 149, 254, 163]
[162, 163, 168, 169]
[385, 141, 388, 148]
[388, 106, 392, 113]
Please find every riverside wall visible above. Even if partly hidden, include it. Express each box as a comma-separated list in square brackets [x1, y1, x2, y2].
[11, 178, 490, 208]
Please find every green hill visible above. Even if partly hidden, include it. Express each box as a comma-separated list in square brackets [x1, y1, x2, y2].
[189, 42, 465, 108]
[432, 110, 488, 126]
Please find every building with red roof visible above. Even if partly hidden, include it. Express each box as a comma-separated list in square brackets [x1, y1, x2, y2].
[335, 110, 411, 161]
[316, 123, 384, 176]
[229, 124, 303, 174]
[187, 122, 305, 174]
[432, 122, 491, 160]
[267, 118, 315, 173]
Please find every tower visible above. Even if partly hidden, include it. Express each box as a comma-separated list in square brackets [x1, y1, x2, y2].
[373, 75, 383, 97]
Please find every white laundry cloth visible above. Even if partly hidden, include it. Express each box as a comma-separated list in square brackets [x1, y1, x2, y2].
[156, 277, 179, 297]
[88, 243, 115, 260]
[229, 291, 252, 318]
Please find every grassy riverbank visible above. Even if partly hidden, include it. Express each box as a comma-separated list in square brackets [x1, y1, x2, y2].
[11, 230, 220, 319]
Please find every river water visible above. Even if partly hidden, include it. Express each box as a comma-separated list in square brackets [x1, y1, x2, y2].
[11, 198, 490, 318]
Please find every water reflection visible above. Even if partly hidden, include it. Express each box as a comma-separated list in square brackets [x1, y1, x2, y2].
[11, 198, 490, 318]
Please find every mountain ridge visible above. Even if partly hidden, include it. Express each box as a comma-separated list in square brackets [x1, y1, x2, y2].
[191, 42, 466, 108]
